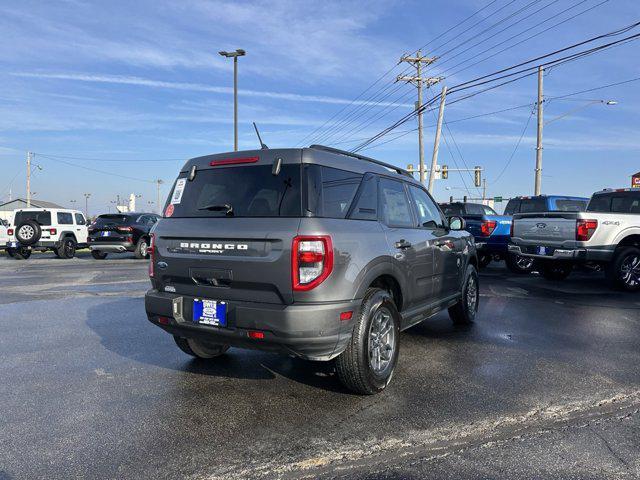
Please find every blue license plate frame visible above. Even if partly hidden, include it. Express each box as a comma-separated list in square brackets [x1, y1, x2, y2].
[192, 299, 227, 327]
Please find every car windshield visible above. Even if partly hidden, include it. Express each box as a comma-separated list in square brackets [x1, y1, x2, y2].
[166, 165, 301, 218]
[94, 215, 130, 225]
[14, 211, 52, 226]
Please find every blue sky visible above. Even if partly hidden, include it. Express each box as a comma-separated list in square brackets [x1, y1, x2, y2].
[1, 0, 639, 214]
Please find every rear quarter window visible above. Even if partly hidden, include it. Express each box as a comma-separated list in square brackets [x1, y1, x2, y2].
[57, 212, 73, 225]
[305, 165, 363, 218]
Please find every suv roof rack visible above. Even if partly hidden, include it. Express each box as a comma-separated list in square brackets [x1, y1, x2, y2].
[309, 145, 413, 178]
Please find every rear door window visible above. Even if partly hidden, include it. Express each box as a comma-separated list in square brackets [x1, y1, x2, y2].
[14, 211, 52, 226]
[379, 178, 414, 228]
[168, 165, 301, 218]
[57, 212, 73, 225]
[465, 203, 485, 215]
[483, 205, 498, 215]
[349, 174, 378, 221]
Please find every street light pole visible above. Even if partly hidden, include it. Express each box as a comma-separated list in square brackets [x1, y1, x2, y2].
[83, 193, 91, 217]
[219, 49, 246, 151]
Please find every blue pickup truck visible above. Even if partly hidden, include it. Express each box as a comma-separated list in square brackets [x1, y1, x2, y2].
[440, 195, 589, 273]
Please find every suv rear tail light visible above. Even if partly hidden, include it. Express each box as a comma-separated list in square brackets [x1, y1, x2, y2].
[480, 220, 497, 237]
[576, 219, 597, 241]
[48, 228, 57, 235]
[148, 233, 156, 278]
[7, 228, 13, 235]
[117, 226, 133, 233]
[292, 235, 333, 291]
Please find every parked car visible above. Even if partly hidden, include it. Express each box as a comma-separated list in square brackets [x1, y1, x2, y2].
[145, 145, 479, 394]
[88, 213, 159, 259]
[504, 195, 588, 215]
[0, 219, 10, 253]
[6, 208, 89, 259]
[439, 202, 530, 272]
[509, 188, 640, 290]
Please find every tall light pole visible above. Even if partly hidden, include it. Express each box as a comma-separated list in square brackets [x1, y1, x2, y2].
[219, 49, 246, 151]
[83, 193, 91, 217]
[156, 179, 164, 215]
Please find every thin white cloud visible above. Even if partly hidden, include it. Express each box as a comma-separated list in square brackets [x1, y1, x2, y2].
[12, 72, 413, 108]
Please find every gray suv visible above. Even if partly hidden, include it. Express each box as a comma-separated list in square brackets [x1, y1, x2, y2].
[145, 145, 479, 394]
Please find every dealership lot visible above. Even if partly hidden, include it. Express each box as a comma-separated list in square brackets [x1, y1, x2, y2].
[0, 253, 638, 479]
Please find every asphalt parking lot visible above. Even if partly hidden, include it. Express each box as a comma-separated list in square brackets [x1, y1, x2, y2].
[0, 252, 639, 480]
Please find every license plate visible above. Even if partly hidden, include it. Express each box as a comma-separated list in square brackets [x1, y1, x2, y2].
[536, 246, 548, 255]
[101, 231, 110, 237]
[192, 299, 227, 327]
[9, 242, 17, 248]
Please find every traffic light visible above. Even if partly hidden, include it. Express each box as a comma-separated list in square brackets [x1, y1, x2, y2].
[474, 166, 482, 187]
[441, 165, 448, 179]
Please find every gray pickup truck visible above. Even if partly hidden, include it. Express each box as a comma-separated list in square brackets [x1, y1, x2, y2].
[509, 188, 640, 290]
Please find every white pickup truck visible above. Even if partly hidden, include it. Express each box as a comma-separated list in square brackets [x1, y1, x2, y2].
[509, 188, 640, 291]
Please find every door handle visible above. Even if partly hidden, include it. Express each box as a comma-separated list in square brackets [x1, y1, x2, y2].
[395, 239, 412, 250]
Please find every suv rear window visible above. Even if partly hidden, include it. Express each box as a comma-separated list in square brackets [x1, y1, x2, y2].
[14, 211, 51, 226]
[168, 165, 301, 218]
[555, 199, 587, 211]
[439, 204, 464, 216]
[587, 192, 640, 213]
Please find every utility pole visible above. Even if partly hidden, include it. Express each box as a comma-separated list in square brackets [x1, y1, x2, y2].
[26, 151, 32, 207]
[397, 51, 442, 185]
[534, 66, 544, 196]
[482, 178, 487, 202]
[156, 179, 164, 215]
[219, 49, 246, 151]
[83, 193, 91, 217]
[428, 85, 448, 193]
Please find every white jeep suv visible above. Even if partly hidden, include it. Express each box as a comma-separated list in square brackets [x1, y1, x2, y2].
[7, 208, 89, 259]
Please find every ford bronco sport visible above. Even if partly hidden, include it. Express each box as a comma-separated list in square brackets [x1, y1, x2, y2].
[145, 146, 479, 394]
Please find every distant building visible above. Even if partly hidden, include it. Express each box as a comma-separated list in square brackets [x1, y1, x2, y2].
[0, 198, 64, 223]
[632, 171, 640, 189]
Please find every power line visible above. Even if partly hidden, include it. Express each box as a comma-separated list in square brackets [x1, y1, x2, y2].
[352, 22, 640, 151]
[547, 76, 640, 100]
[490, 107, 536, 185]
[299, 0, 521, 146]
[36, 154, 156, 183]
[32, 152, 183, 162]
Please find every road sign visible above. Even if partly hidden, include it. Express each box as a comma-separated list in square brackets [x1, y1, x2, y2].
[494, 196, 503, 203]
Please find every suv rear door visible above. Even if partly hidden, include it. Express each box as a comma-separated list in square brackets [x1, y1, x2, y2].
[154, 156, 302, 305]
[378, 177, 435, 310]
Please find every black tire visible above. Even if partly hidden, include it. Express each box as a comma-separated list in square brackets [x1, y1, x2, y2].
[134, 237, 149, 259]
[173, 336, 229, 358]
[605, 246, 640, 292]
[91, 250, 108, 260]
[478, 253, 492, 269]
[11, 247, 31, 260]
[58, 237, 77, 259]
[506, 253, 534, 274]
[449, 265, 480, 325]
[15, 220, 41, 246]
[335, 288, 400, 395]
[54, 247, 62, 258]
[538, 260, 572, 281]
[7, 248, 16, 258]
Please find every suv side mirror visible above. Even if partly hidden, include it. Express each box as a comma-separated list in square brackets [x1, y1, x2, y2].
[449, 216, 466, 231]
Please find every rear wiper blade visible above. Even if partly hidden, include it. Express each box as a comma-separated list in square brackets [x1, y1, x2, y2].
[198, 203, 234, 216]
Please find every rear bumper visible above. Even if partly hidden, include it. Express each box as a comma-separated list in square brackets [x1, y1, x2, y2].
[509, 245, 588, 262]
[89, 241, 134, 253]
[145, 289, 360, 361]
[475, 241, 508, 256]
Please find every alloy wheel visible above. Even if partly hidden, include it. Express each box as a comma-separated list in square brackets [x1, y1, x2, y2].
[368, 307, 395, 375]
[620, 254, 640, 287]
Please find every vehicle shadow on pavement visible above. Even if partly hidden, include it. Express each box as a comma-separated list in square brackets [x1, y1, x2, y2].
[84, 297, 350, 392]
